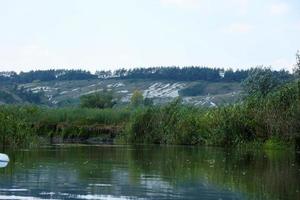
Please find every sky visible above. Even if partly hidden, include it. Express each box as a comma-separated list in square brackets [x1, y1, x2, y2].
[0, 0, 299, 72]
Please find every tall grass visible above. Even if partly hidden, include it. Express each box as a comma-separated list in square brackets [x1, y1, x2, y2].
[0, 106, 131, 146]
[0, 106, 35, 146]
[125, 81, 300, 146]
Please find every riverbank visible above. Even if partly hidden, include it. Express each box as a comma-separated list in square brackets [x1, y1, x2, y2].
[0, 81, 299, 149]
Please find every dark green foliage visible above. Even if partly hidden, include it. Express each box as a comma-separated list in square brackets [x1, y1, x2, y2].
[179, 83, 207, 96]
[16, 86, 44, 104]
[120, 67, 222, 81]
[56, 70, 97, 81]
[0, 106, 37, 146]
[0, 69, 97, 84]
[0, 90, 16, 103]
[80, 90, 116, 109]
[180, 82, 241, 97]
[126, 99, 206, 145]
[223, 69, 249, 82]
[242, 68, 280, 96]
[0, 86, 45, 104]
[0, 105, 131, 146]
[95, 70, 112, 79]
[295, 50, 300, 76]
[126, 81, 299, 146]
[143, 98, 154, 106]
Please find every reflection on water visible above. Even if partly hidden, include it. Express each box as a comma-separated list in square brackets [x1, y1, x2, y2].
[0, 145, 299, 200]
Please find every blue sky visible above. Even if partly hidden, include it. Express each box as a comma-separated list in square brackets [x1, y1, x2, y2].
[0, 0, 299, 72]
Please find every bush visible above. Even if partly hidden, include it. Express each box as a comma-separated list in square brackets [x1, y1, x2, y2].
[80, 90, 116, 109]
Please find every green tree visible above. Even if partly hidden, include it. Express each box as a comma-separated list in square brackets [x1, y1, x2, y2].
[80, 90, 116, 109]
[295, 50, 300, 76]
[131, 90, 144, 107]
[295, 51, 300, 102]
[242, 67, 279, 96]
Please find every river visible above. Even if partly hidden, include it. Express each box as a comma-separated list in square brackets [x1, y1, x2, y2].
[0, 145, 299, 199]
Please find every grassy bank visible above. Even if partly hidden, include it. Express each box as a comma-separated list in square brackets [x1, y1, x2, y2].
[0, 106, 131, 146]
[0, 81, 299, 148]
[124, 81, 300, 147]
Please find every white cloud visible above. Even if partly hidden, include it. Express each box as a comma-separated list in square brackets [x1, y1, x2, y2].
[160, 0, 252, 14]
[230, 0, 250, 15]
[295, 21, 300, 31]
[224, 23, 253, 33]
[160, 0, 201, 8]
[270, 2, 289, 15]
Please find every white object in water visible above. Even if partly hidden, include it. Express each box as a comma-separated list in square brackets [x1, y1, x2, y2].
[0, 153, 9, 162]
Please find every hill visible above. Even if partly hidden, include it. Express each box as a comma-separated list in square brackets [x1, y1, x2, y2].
[0, 67, 292, 107]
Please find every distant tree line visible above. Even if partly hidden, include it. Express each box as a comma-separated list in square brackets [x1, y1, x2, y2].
[98, 67, 292, 82]
[0, 70, 97, 84]
[0, 67, 293, 84]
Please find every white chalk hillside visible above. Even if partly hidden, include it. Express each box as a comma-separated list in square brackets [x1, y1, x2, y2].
[20, 79, 242, 107]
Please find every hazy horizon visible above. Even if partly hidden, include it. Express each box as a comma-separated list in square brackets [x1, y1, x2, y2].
[0, 0, 299, 72]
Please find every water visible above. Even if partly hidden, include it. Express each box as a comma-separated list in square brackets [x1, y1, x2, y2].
[0, 145, 299, 200]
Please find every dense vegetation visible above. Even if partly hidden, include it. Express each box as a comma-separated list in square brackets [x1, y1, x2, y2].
[80, 90, 116, 109]
[0, 79, 299, 147]
[124, 63, 300, 147]
[0, 62, 299, 148]
[125, 81, 299, 146]
[0, 69, 97, 84]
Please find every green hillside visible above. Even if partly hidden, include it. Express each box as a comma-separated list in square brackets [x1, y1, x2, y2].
[0, 67, 292, 107]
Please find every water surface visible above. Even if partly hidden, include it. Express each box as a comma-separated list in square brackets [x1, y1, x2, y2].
[0, 145, 299, 199]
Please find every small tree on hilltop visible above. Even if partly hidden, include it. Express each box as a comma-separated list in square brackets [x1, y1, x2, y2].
[295, 50, 300, 77]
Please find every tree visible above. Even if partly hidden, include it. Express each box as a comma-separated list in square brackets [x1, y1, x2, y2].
[296, 50, 300, 77]
[80, 90, 116, 109]
[296, 51, 300, 102]
[242, 67, 279, 96]
[131, 90, 144, 107]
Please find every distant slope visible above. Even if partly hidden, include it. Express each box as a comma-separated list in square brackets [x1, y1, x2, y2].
[19, 79, 242, 107]
[0, 67, 292, 107]
[0, 85, 47, 105]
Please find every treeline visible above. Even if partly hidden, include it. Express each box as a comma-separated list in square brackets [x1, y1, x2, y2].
[97, 67, 292, 82]
[0, 69, 97, 84]
[0, 67, 293, 84]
